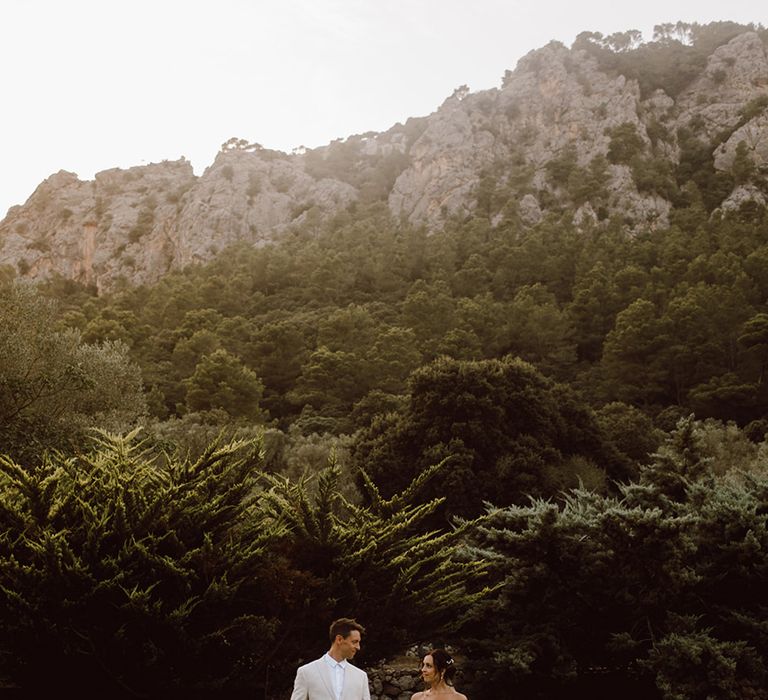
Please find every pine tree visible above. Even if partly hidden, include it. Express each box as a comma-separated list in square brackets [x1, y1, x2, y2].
[257, 456, 492, 665]
[0, 432, 491, 697]
[0, 430, 291, 695]
[464, 418, 768, 699]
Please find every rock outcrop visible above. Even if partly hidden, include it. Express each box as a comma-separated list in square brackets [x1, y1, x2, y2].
[0, 150, 354, 292]
[2, 27, 767, 291]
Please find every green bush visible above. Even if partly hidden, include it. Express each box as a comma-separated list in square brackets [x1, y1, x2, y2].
[465, 418, 768, 699]
[0, 282, 146, 465]
[128, 206, 155, 243]
[0, 431, 489, 696]
[607, 123, 646, 165]
[0, 431, 283, 695]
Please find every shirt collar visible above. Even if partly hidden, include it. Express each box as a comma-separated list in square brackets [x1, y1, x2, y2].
[323, 653, 348, 668]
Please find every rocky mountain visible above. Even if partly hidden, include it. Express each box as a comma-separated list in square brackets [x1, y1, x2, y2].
[2, 24, 767, 292]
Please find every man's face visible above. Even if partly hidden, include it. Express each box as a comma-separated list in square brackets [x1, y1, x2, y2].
[336, 630, 361, 660]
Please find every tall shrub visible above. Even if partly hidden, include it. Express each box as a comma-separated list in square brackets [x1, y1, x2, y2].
[464, 418, 768, 699]
[0, 432, 490, 697]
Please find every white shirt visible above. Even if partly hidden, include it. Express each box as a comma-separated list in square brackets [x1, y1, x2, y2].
[323, 653, 347, 700]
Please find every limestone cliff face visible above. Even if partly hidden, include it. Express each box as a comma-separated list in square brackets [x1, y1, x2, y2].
[2, 28, 767, 290]
[389, 41, 666, 227]
[0, 151, 354, 292]
[172, 149, 355, 270]
[390, 32, 768, 229]
[679, 33, 768, 139]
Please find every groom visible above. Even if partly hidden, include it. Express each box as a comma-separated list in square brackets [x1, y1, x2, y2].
[290, 618, 371, 700]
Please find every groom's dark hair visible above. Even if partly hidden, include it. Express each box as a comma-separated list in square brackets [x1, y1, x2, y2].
[329, 617, 365, 642]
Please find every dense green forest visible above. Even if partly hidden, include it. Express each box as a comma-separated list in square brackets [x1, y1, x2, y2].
[2, 20, 768, 699]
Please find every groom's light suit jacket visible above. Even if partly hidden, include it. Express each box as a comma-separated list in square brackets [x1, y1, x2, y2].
[290, 655, 371, 700]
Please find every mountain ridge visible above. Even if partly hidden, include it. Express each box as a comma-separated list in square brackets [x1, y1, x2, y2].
[1, 22, 767, 292]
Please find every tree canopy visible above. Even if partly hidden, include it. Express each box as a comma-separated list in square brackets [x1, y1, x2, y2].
[0, 431, 488, 696]
[353, 356, 614, 519]
[464, 418, 768, 699]
[0, 282, 145, 464]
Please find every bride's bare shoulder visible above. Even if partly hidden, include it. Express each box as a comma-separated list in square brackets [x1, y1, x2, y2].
[411, 693, 425, 700]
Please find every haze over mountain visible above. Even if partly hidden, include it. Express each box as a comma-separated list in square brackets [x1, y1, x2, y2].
[1, 21, 767, 292]
[3, 1, 761, 221]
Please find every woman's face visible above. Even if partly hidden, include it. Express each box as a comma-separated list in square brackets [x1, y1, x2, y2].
[421, 654, 438, 684]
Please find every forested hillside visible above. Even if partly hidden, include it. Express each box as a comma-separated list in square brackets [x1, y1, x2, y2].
[2, 20, 768, 700]
[19, 193, 768, 479]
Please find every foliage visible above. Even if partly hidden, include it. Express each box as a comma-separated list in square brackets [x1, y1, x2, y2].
[571, 23, 755, 98]
[353, 356, 613, 519]
[595, 401, 665, 478]
[0, 431, 489, 696]
[464, 418, 768, 699]
[0, 282, 146, 464]
[184, 348, 265, 420]
[607, 123, 646, 165]
[38, 152, 768, 441]
[676, 125, 712, 179]
[0, 431, 284, 695]
[258, 457, 491, 666]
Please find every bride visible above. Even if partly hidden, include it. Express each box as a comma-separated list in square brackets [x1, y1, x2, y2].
[411, 648, 468, 699]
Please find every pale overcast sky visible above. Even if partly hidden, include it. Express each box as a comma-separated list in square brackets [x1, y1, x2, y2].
[0, 0, 763, 217]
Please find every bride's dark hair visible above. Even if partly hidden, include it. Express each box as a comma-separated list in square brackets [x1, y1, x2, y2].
[427, 648, 457, 685]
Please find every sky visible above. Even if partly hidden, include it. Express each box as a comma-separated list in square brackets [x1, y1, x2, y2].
[0, 0, 763, 217]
